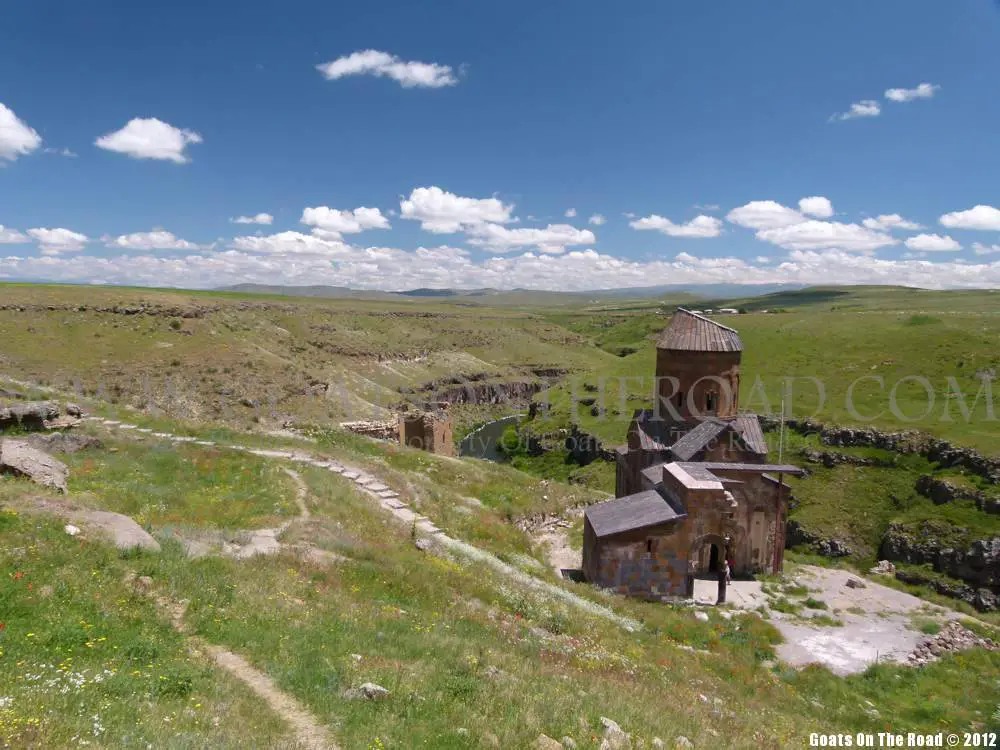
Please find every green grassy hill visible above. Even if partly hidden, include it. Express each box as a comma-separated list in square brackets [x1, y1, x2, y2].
[2, 398, 997, 748]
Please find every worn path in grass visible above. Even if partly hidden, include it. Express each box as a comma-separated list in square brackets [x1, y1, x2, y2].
[151, 591, 338, 750]
[87, 416, 640, 631]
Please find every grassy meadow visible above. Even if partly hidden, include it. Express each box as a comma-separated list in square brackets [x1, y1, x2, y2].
[2, 418, 998, 748]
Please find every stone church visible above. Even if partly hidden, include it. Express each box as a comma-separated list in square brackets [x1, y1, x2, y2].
[582, 309, 803, 600]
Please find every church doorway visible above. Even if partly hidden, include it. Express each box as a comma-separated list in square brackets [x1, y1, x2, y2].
[708, 543, 721, 573]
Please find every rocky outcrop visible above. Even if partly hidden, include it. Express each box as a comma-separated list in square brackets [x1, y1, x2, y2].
[761, 417, 1000, 485]
[0, 439, 69, 493]
[881, 521, 999, 610]
[410, 380, 544, 407]
[0, 401, 61, 430]
[906, 620, 997, 666]
[799, 448, 893, 469]
[915, 475, 1000, 515]
[23, 432, 102, 454]
[895, 569, 996, 611]
[785, 519, 853, 557]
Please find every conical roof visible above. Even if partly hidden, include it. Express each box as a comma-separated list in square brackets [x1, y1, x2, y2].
[655, 308, 743, 352]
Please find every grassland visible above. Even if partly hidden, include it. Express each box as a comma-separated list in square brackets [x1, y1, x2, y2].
[2, 412, 998, 748]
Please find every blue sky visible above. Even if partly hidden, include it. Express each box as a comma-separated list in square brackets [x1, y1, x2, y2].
[3, 0, 1000, 290]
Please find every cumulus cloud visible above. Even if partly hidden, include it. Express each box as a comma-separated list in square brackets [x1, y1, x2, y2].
[862, 214, 923, 232]
[973, 243, 1000, 256]
[831, 100, 881, 121]
[564, 208, 577, 218]
[7, 245, 1000, 292]
[726, 200, 805, 230]
[939, 205, 1000, 232]
[466, 223, 596, 254]
[0, 103, 42, 162]
[103, 230, 207, 251]
[757, 220, 897, 253]
[316, 50, 458, 88]
[904, 233, 961, 252]
[885, 83, 940, 103]
[0, 226, 29, 244]
[400, 186, 514, 233]
[27, 228, 89, 255]
[230, 231, 353, 256]
[798, 196, 834, 218]
[231, 213, 274, 225]
[588, 214, 606, 226]
[629, 214, 723, 238]
[95, 118, 203, 163]
[300, 206, 390, 239]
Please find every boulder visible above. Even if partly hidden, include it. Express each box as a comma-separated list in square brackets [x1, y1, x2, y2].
[79, 510, 161, 552]
[845, 578, 866, 589]
[24, 432, 102, 454]
[343, 682, 389, 701]
[532, 735, 564, 750]
[0, 401, 61, 431]
[0, 439, 68, 492]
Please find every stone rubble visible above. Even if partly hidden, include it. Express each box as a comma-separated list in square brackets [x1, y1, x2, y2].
[905, 620, 997, 666]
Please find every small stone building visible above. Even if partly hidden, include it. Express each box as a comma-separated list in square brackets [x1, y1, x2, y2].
[583, 309, 803, 600]
[399, 410, 454, 457]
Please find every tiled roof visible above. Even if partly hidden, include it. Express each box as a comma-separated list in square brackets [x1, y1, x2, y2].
[667, 418, 731, 461]
[680, 462, 806, 476]
[733, 413, 768, 455]
[656, 309, 743, 352]
[585, 490, 686, 538]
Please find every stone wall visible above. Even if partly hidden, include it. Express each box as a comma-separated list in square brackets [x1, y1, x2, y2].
[399, 411, 454, 457]
[583, 517, 691, 600]
[339, 419, 398, 441]
[656, 349, 741, 420]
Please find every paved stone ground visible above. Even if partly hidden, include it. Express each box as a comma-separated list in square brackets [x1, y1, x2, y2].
[770, 566, 957, 676]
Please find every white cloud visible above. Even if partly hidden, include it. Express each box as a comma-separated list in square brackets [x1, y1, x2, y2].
[588, 214, 606, 226]
[862, 214, 923, 232]
[231, 213, 274, 225]
[316, 50, 458, 88]
[95, 118, 203, 163]
[757, 220, 897, 253]
[694, 203, 721, 212]
[466, 223, 595, 254]
[831, 100, 881, 121]
[726, 200, 805, 230]
[564, 208, 577, 218]
[300, 206, 390, 239]
[939, 205, 1000, 232]
[973, 243, 1000, 256]
[400, 186, 514, 233]
[798, 196, 834, 218]
[885, 83, 940, 103]
[755, 256, 771, 263]
[230, 231, 353, 256]
[8, 245, 1000, 292]
[104, 230, 207, 251]
[629, 214, 723, 238]
[0, 103, 42, 162]
[904, 233, 961, 252]
[43, 147, 77, 158]
[0, 226, 29, 244]
[27, 228, 89, 255]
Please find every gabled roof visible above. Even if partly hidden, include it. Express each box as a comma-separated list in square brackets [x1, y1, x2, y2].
[656, 308, 743, 352]
[630, 411, 768, 459]
[732, 413, 768, 455]
[667, 418, 731, 461]
[585, 490, 686, 538]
